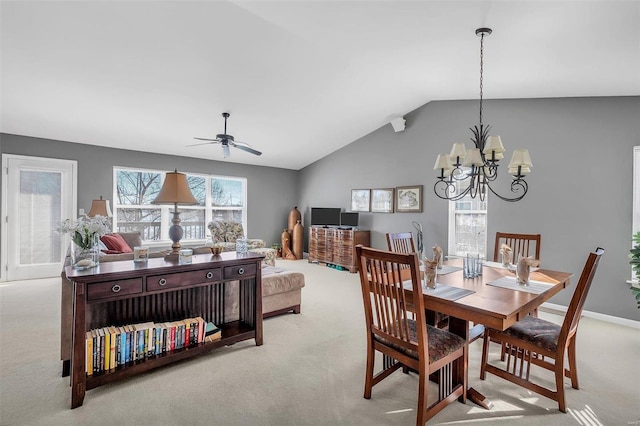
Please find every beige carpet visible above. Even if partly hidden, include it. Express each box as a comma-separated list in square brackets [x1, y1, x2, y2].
[1, 259, 638, 425]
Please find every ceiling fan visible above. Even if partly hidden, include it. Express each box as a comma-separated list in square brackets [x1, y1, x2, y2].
[189, 112, 262, 158]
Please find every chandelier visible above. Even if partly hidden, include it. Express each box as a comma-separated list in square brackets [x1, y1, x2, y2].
[433, 28, 532, 202]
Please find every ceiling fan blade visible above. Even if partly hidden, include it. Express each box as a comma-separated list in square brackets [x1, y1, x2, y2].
[232, 144, 262, 156]
[193, 137, 221, 142]
[186, 141, 220, 147]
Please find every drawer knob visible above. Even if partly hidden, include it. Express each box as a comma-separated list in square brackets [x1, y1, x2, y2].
[206, 271, 214, 279]
[238, 267, 245, 275]
[159, 278, 167, 286]
[112, 284, 121, 293]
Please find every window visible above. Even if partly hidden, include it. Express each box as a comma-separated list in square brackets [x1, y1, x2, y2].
[447, 178, 488, 257]
[114, 167, 246, 244]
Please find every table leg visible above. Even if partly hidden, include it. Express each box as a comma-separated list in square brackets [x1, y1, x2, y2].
[70, 282, 86, 409]
[448, 316, 493, 409]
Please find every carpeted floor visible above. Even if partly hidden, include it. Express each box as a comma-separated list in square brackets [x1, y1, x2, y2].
[0, 259, 638, 425]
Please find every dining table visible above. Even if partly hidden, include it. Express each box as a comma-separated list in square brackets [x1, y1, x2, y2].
[405, 257, 574, 409]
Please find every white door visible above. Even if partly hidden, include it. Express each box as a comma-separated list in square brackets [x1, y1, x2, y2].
[1, 154, 77, 281]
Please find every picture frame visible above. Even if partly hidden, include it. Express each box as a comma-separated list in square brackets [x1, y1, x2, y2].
[351, 189, 371, 212]
[395, 185, 423, 213]
[370, 188, 394, 213]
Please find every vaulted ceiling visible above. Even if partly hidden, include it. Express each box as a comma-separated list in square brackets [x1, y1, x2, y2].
[2, 1, 639, 170]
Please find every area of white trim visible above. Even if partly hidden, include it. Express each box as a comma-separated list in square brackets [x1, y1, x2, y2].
[541, 302, 640, 329]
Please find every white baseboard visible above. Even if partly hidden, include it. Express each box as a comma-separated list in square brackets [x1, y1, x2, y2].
[541, 302, 640, 329]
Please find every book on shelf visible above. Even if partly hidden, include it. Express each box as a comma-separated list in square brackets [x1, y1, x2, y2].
[204, 322, 221, 342]
[86, 331, 93, 376]
[84, 316, 222, 376]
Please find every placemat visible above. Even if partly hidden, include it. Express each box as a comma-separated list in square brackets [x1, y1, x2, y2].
[403, 281, 475, 301]
[483, 260, 539, 272]
[486, 276, 553, 294]
[437, 264, 463, 275]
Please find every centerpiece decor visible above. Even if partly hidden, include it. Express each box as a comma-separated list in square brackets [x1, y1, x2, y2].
[57, 215, 110, 270]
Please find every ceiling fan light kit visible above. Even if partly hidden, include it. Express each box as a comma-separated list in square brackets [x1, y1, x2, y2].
[189, 112, 262, 158]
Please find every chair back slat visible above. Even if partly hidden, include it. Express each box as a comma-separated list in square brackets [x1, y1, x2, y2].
[357, 245, 427, 354]
[561, 247, 604, 340]
[386, 232, 416, 254]
[493, 232, 541, 262]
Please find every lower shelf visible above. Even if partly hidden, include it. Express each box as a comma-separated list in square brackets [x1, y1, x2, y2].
[85, 321, 255, 390]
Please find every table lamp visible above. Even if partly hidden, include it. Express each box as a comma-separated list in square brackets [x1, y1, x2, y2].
[87, 196, 113, 217]
[152, 169, 198, 260]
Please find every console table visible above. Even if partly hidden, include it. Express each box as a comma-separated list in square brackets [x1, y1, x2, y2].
[64, 252, 264, 408]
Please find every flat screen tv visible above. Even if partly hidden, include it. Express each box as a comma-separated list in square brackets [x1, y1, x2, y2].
[340, 212, 359, 227]
[310, 207, 341, 226]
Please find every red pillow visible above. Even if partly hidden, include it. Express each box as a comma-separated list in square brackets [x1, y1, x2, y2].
[100, 233, 133, 254]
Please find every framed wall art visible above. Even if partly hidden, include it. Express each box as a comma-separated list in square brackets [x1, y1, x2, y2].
[395, 185, 423, 213]
[370, 188, 394, 213]
[351, 189, 371, 212]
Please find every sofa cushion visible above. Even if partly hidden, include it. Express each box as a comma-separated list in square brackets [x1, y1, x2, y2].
[100, 233, 133, 253]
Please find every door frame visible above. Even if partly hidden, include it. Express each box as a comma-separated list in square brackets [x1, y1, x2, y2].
[1, 154, 78, 282]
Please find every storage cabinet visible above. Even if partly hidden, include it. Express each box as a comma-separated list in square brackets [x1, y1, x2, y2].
[308, 227, 370, 272]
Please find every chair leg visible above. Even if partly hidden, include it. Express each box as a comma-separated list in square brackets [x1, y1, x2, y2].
[416, 368, 428, 426]
[500, 342, 507, 361]
[364, 345, 375, 399]
[555, 364, 566, 413]
[480, 331, 490, 380]
[567, 336, 579, 390]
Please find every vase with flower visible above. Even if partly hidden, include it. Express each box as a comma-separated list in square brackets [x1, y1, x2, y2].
[57, 215, 111, 270]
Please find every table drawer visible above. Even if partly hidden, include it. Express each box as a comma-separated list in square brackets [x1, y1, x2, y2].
[87, 278, 143, 301]
[223, 263, 256, 280]
[147, 268, 222, 291]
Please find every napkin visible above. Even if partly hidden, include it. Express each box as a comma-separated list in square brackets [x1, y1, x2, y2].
[422, 258, 438, 289]
[516, 255, 540, 284]
[499, 243, 513, 267]
[432, 244, 443, 269]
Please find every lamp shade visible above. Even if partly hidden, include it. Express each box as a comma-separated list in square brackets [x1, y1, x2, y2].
[87, 196, 112, 217]
[463, 148, 484, 166]
[433, 154, 453, 171]
[152, 170, 199, 205]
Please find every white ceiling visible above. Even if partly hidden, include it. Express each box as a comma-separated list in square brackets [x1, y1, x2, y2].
[2, 1, 639, 170]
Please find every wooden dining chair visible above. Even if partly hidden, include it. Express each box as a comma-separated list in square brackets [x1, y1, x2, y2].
[386, 232, 416, 256]
[386, 232, 448, 328]
[493, 232, 541, 263]
[479, 247, 604, 413]
[356, 246, 467, 425]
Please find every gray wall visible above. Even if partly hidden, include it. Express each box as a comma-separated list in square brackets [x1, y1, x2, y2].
[298, 97, 640, 321]
[1, 133, 298, 247]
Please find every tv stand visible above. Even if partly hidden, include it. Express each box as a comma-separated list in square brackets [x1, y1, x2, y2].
[308, 228, 370, 272]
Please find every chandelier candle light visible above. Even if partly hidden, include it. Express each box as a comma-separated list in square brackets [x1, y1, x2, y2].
[433, 28, 532, 202]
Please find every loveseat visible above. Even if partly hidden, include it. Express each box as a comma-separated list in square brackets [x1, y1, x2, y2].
[59, 232, 304, 375]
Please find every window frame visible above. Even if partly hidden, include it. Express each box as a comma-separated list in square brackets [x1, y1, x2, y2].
[113, 166, 247, 246]
[447, 179, 488, 258]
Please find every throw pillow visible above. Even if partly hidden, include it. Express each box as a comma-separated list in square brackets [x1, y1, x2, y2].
[100, 233, 133, 253]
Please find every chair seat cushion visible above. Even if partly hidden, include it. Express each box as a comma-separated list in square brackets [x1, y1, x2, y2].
[374, 320, 465, 364]
[500, 315, 560, 352]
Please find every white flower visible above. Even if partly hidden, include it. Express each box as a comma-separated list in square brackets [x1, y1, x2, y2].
[57, 215, 111, 249]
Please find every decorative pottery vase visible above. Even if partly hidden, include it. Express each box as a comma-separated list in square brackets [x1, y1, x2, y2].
[293, 220, 304, 259]
[281, 229, 296, 260]
[288, 206, 301, 234]
[71, 234, 100, 270]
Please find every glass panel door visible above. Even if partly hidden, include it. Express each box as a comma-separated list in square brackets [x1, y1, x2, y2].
[2, 155, 76, 281]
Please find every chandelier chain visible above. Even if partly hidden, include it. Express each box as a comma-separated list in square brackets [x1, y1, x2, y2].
[479, 32, 484, 128]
